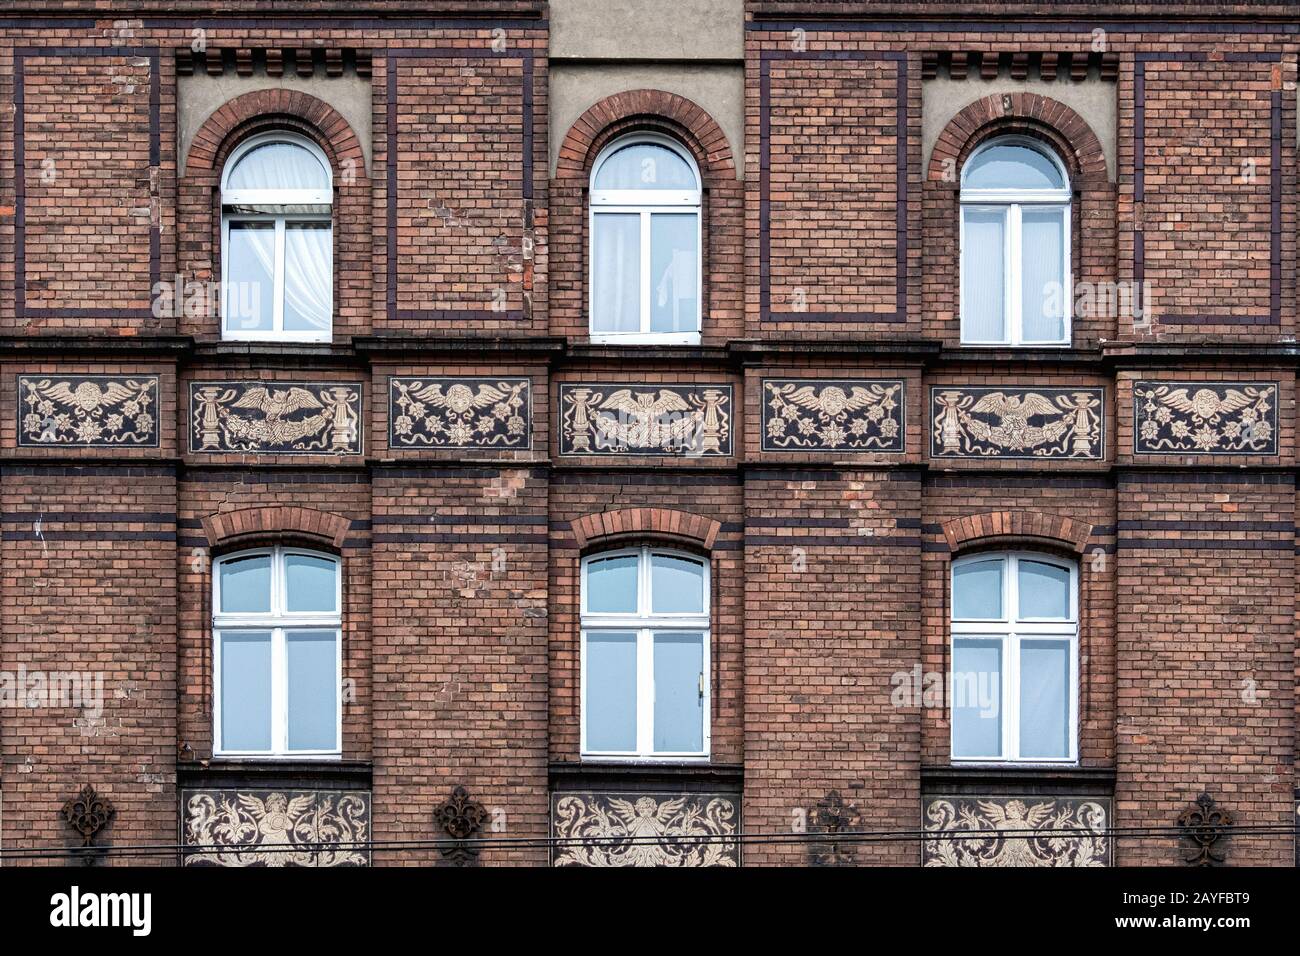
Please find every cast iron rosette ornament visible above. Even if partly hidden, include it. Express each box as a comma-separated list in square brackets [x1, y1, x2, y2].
[1176, 792, 1232, 866]
[434, 785, 488, 866]
[808, 789, 861, 866]
[62, 784, 115, 865]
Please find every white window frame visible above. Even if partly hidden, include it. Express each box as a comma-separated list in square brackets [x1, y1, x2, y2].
[950, 551, 1079, 765]
[220, 132, 334, 343]
[579, 546, 711, 760]
[959, 136, 1072, 348]
[212, 545, 343, 759]
[588, 134, 703, 346]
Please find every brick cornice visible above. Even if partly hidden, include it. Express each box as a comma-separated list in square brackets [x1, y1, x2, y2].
[555, 89, 735, 184]
[202, 506, 350, 549]
[942, 510, 1093, 554]
[570, 507, 721, 551]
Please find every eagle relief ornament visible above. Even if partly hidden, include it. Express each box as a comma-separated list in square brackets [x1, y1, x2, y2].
[931, 387, 1103, 459]
[20, 375, 159, 447]
[559, 383, 732, 456]
[389, 377, 530, 448]
[190, 381, 362, 454]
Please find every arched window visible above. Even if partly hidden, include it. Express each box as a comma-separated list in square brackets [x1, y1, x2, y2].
[221, 133, 333, 342]
[580, 546, 710, 758]
[213, 546, 341, 757]
[589, 135, 701, 345]
[950, 551, 1078, 762]
[960, 137, 1071, 347]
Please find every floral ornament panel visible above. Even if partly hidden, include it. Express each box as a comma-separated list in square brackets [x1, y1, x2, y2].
[551, 791, 740, 867]
[189, 381, 363, 455]
[19, 375, 160, 448]
[931, 386, 1104, 460]
[923, 796, 1112, 867]
[762, 379, 905, 453]
[1133, 381, 1278, 456]
[559, 383, 732, 457]
[182, 789, 370, 867]
[390, 377, 530, 450]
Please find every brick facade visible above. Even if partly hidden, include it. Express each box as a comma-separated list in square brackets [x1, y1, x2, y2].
[0, 1, 1296, 867]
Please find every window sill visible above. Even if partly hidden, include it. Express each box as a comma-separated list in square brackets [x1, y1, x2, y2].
[587, 333, 702, 346]
[551, 760, 743, 791]
[178, 758, 372, 789]
[922, 763, 1115, 795]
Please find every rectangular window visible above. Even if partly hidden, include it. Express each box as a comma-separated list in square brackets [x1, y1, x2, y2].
[950, 553, 1078, 763]
[580, 547, 710, 759]
[213, 547, 342, 758]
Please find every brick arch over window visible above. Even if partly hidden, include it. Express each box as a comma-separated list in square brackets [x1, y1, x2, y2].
[550, 90, 742, 343]
[942, 510, 1093, 555]
[922, 92, 1116, 349]
[928, 93, 1107, 185]
[201, 506, 351, 551]
[556, 89, 735, 185]
[570, 507, 722, 552]
[178, 89, 371, 341]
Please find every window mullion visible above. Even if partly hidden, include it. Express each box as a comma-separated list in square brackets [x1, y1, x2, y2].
[640, 211, 652, 334]
[273, 626, 287, 755]
[1005, 630, 1019, 761]
[637, 627, 654, 756]
[273, 218, 287, 332]
[1008, 204, 1022, 345]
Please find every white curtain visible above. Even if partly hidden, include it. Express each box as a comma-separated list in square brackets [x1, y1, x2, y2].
[592, 213, 640, 333]
[962, 205, 1007, 342]
[226, 141, 330, 193]
[283, 224, 333, 331]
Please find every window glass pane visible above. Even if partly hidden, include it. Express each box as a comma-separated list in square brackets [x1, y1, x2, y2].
[594, 143, 697, 191]
[952, 559, 1003, 619]
[287, 629, 339, 751]
[219, 554, 272, 613]
[226, 140, 330, 192]
[649, 213, 698, 333]
[653, 632, 704, 753]
[220, 631, 272, 751]
[1020, 639, 1071, 759]
[585, 631, 637, 751]
[961, 206, 1006, 342]
[225, 222, 275, 332]
[585, 553, 639, 613]
[285, 553, 338, 613]
[283, 222, 332, 332]
[963, 143, 1065, 191]
[952, 638, 1002, 758]
[1018, 559, 1072, 619]
[591, 213, 641, 333]
[1021, 206, 1067, 342]
[650, 553, 705, 614]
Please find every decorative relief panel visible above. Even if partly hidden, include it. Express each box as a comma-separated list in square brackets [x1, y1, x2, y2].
[558, 384, 732, 457]
[761, 379, 905, 453]
[1133, 381, 1278, 456]
[923, 796, 1112, 867]
[931, 387, 1103, 460]
[182, 789, 370, 867]
[389, 377, 530, 450]
[19, 375, 160, 448]
[189, 382, 362, 455]
[551, 791, 740, 867]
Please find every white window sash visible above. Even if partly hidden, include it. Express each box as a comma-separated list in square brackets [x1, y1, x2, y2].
[960, 197, 1072, 347]
[213, 546, 343, 759]
[950, 553, 1079, 764]
[579, 546, 711, 760]
[221, 212, 333, 343]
